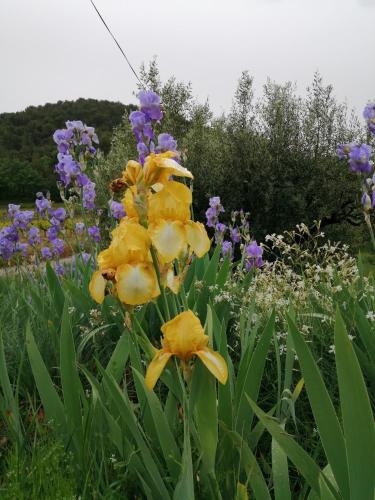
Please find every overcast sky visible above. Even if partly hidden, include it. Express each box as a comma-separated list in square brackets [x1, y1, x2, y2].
[0, 0, 374, 117]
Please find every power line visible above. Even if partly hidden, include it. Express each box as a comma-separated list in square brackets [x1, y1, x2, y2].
[89, 0, 144, 88]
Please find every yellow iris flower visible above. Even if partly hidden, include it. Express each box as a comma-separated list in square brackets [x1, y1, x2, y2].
[145, 310, 228, 390]
[121, 152, 193, 190]
[90, 152, 209, 306]
[89, 219, 160, 306]
[147, 181, 211, 263]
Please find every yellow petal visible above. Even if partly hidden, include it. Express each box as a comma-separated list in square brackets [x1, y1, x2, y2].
[195, 348, 228, 385]
[122, 187, 140, 221]
[185, 221, 211, 258]
[89, 271, 106, 304]
[97, 248, 115, 271]
[148, 182, 191, 223]
[110, 219, 151, 265]
[116, 263, 160, 306]
[122, 160, 143, 186]
[144, 152, 193, 186]
[163, 180, 192, 204]
[166, 267, 181, 294]
[161, 310, 207, 358]
[148, 220, 187, 263]
[159, 157, 194, 180]
[145, 350, 173, 390]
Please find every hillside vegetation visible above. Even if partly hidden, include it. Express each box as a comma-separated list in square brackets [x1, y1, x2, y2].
[0, 98, 134, 201]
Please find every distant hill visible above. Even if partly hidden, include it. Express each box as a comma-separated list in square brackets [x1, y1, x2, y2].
[0, 98, 135, 202]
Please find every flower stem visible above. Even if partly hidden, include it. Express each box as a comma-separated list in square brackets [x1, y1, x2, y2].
[150, 246, 171, 321]
[364, 211, 375, 252]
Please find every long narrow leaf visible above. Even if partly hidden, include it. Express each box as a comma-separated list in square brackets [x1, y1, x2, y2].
[60, 301, 84, 453]
[247, 397, 339, 499]
[133, 369, 181, 482]
[235, 311, 275, 437]
[26, 324, 67, 436]
[287, 315, 349, 499]
[334, 309, 375, 500]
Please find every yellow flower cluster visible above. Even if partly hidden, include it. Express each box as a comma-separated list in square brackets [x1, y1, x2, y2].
[89, 151, 211, 306]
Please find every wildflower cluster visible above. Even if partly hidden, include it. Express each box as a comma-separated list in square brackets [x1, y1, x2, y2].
[0, 198, 65, 263]
[205, 196, 263, 270]
[53, 120, 99, 209]
[217, 223, 362, 357]
[89, 90, 227, 389]
[0, 193, 99, 274]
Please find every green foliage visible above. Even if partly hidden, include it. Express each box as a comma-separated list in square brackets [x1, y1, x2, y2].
[0, 234, 374, 498]
[92, 63, 369, 242]
[0, 440, 77, 500]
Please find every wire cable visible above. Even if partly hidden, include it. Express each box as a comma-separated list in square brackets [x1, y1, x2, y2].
[89, 0, 144, 88]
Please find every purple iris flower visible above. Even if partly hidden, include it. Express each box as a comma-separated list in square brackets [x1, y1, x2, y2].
[361, 192, 372, 210]
[28, 226, 41, 245]
[138, 90, 163, 121]
[8, 204, 21, 218]
[0, 237, 15, 260]
[66, 120, 84, 131]
[157, 133, 177, 152]
[50, 207, 67, 222]
[13, 211, 34, 230]
[230, 226, 241, 244]
[137, 141, 149, 157]
[348, 144, 373, 174]
[73, 252, 91, 266]
[221, 240, 233, 259]
[216, 222, 227, 235]
[54, 262, 65, 277]
[80, 132, 90, 146]
[35, 196, 51, 214]
[75, 222, 85, 235]
[16, 242, 29, 257]
[129, 111, 147, 131]
[52, 238, 65, 256]
[83, 181, 96, 210]
[209, 197, 224, 210]
[85, 126, 99, 144]
[363, 103, 375, 135]
[41, 246, 52, 260]
[336, 143, 354, 161]
[143, 123, 154, 140]
[205, 207, 217, 228]
[47, 225, 59, 241]
[88, 225, 100, 243]
[79, 252, 91, 264]
[2, 225, 19, 242]
[245, 241, 264, 271]
[109, 201, 126, 220]
[76, 173, 90, 187]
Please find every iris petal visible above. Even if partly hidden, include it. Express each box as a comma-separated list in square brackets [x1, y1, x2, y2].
[145, 350, 173, 390]
[116, 263, 160, 305]
[195, 348, 228, 384]
[89, 271, 106, 304]
[148, 220, 187, 263]
[185, 221, 211, 257]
